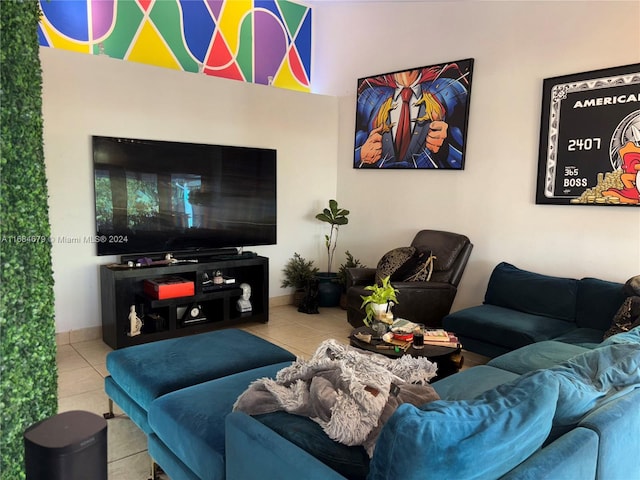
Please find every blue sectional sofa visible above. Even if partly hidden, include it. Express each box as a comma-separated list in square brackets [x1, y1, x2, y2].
[225, 329, 640, 480]
[105, 265, 640, 479]
[442, 262, 628, 358]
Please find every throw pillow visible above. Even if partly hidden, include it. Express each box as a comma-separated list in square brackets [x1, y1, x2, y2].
[402, 250, 436, 282]
[601, 325, 640, 347]
[603, 296, 640, 339]
[624, 275, 640, 296]
[368, 371, 559, 480]
[375, 247, 417, 284]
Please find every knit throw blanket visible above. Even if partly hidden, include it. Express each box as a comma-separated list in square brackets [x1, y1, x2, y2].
[233, 339, 439, 456]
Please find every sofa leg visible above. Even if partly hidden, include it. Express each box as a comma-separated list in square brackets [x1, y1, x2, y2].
[149, 460, 163, 480]
[103, 398, 115, 419]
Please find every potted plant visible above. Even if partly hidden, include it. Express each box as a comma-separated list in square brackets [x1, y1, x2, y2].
[360, 275, 399, 326]
[281, 253, 319, 306]
[337, 251, 365, 309]
[314, 200, 349, 307]
[315, 199, 350, 274]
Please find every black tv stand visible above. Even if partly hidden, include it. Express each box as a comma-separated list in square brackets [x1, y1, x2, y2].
[100, 255, 269, 349]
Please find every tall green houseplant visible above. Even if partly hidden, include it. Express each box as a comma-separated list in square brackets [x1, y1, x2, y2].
[315, 199, 349, 274]
[1, 3, 58, 479]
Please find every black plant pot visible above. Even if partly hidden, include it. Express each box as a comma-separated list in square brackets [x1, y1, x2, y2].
[316, 273, 341, 307]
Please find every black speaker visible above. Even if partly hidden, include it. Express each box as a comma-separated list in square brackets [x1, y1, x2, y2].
[24, 410, 107, 480]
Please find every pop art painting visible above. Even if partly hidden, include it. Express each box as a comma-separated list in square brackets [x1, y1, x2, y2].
[354, 59, 474, 169]
[536, 63, 640, 206]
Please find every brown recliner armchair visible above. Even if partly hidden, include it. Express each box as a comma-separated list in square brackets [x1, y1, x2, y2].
[346, 230, 473, 328]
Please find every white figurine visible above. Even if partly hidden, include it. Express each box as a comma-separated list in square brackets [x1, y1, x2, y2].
[128, 305, 143, 336]
[237, 283, 252, 313]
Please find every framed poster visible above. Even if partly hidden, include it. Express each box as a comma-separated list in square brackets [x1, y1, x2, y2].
[536, 63, 640, 206]
[354, 58, 474, 169]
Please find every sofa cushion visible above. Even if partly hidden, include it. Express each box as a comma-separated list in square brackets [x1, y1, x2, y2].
[401, 249, 436, 281]
[432, 365, 519, 400]
[375, 247, 417, 283]
[443, 305, 576, 350]
[106, 329, 296, 411]
[604, 295, 640, 339]
[576, 277, 626, 330]
[551, 327, 607, 347]
[369, 370, 559, 480]
[500, 427, 599, 480]
[148, 361, 293, 480]
[254, 411, 369, 480]
[484, 262, 577, 322]
[487, 340, 589, 375]
[601, 325, 640, 346]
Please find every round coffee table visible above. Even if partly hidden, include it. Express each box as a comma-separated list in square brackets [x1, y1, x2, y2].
[349, 326, 464, 380]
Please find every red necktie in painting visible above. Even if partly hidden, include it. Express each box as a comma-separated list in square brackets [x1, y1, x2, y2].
[395, 87, 413, 160]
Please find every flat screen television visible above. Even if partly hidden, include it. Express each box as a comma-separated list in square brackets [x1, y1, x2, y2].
[92, 136, 277, 257]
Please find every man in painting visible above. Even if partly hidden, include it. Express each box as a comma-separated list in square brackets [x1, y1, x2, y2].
[354, 61, 472, 168]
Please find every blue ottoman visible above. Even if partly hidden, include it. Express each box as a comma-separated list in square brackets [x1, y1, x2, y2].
[104, 329, 296, 433]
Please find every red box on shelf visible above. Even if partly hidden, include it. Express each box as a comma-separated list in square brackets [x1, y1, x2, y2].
[143, 276, 194, 299]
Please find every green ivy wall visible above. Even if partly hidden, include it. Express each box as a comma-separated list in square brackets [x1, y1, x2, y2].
[0, 2, 58, 479]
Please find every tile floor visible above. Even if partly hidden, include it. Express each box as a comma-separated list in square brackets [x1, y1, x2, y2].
[57, 305, 489, 480]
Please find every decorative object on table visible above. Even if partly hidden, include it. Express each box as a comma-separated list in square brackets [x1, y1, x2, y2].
[298, 277, 320, 315]
[381, 332, 412, 351]
[360, 275, 399, 326]
[236, 283, 252, 313]
[315, 199, 350, 307]
[281, 253, 320, 306]
[354, 59, 474, 169]
[337, 251, 366, 309]
[143, 276, 195, 299]
[181, 303, 207, 326]
[412, 324, 425, 349]
[536, 62, 640, 206]
[213, 270, 224, 285]
[349, 326, 464, 376]
[128, 305, 143, 337]
[421, 330, 460, 348]
[371, 320, 388, 339]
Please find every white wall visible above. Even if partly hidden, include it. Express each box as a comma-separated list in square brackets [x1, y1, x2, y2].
[312, 1, 640, 310]
[40, 48, 339, 333]
[42, 1, 640, 334]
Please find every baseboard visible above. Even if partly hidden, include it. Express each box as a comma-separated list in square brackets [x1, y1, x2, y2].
[269, 294, 294, 308]
[56, 326, 102, 345]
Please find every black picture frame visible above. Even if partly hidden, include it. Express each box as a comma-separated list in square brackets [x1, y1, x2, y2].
[353, 58, 474, 169]
[536, 63, 640, 206]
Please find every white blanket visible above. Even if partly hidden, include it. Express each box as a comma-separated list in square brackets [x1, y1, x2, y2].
[233, 339, 439, 456]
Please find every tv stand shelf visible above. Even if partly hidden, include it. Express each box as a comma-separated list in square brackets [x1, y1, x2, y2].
[100, 255, 269, 349]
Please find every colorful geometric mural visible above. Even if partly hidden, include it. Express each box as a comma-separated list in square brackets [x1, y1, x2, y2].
[38, 0, 312, 92]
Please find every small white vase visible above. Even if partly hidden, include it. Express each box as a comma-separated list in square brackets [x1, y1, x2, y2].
[371, 302, 392, 322]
